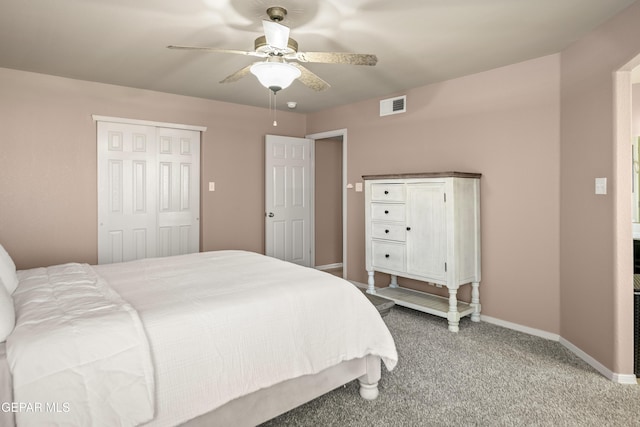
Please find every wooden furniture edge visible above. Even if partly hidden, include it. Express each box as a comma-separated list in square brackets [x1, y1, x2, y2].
[362, 171, 482, 180]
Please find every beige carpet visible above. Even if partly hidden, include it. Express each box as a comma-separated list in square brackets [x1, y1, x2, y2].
[262, 306, 640, 426]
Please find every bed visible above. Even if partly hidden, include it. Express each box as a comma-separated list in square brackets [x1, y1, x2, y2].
[0, 248, 397, 426]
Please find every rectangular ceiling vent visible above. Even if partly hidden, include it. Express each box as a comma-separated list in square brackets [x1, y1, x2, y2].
[380, 95, 407, 117]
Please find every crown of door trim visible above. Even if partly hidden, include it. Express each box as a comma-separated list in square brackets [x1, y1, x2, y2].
[92, 115, 207, 132]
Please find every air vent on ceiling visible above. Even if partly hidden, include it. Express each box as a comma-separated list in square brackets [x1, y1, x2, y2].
[380, 95, 406, 117]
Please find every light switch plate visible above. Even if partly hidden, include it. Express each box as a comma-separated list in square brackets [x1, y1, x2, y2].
[208, 182, 215, 192]
[355, 182, 363, 192]
[595, 177, 606, 195]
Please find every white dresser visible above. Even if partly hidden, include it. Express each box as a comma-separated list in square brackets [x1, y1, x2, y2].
[363, 172, 481, 332]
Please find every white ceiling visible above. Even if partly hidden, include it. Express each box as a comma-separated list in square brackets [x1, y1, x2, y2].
[0, 0, 636, 113]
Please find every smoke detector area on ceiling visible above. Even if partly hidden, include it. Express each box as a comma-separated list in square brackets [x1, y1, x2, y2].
[380, 95, 406, 117]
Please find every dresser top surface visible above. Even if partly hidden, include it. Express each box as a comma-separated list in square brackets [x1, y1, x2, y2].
[362, 171, 482, 180]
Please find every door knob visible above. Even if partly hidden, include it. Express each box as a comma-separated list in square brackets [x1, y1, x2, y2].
[267, 212, 274, 217]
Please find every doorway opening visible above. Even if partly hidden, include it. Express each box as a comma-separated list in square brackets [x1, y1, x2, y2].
[307, 129, 347, 279]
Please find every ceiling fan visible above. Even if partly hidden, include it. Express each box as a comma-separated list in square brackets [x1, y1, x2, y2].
[167, 6, 378, 94]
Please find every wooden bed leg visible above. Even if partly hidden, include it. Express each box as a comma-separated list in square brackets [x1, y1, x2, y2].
[358, 381, 379, 400]
[357, 355, 381, 400]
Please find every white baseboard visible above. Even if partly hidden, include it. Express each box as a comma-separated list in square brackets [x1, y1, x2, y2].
[315, 263, 343, 271]
[480, 315, 560, 341]
[559, 337, 638, 384]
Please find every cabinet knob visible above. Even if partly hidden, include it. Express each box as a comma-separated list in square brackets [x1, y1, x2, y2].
[384, 210, 389, 214]
[406, 227, 411, 231]
[385, 254, 390, 258]
[385, 229, 390, 233]
[384, 190, 389, 194]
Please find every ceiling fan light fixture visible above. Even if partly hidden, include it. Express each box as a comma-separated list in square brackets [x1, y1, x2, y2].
[250, 61, 301, 93]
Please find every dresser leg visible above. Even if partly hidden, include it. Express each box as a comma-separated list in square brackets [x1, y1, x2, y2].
[389, 275, 399, 288]
[367, 271, 376, 294]
[447, 288, 460, 332]
[471, 281, 481, 322]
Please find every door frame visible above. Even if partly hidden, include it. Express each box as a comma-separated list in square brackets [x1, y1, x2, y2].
[614, 61, 640, 381]
[306, 129, 348, 279]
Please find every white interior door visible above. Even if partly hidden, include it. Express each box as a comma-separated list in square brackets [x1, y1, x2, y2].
[156, 127, 200, 257]
[98, 121, 200, 264]
[265, 134, 312, 266]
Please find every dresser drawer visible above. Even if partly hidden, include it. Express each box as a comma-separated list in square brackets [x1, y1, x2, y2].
[371, 183, 405, 202]
[371, 203, 405, 222]
[372, 222, 406, 241]
[372, 241, 405, 272]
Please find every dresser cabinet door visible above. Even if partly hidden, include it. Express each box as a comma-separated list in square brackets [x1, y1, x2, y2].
[405, 182, 447, 283]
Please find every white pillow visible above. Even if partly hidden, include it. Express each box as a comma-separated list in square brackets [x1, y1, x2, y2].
[0, 244, 18, 294]
[0, 285, 15, 342]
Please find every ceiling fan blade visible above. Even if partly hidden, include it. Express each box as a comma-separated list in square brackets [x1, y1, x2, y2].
[290, 63, 330, 92]
[167, 45, 266, 58]
[219, 64, 254, 84]
[291, 52, 378, 66]
[262, 20, 290, 50]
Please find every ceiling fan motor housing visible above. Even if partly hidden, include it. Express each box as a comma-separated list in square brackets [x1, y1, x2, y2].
[254, 36, 298, 54]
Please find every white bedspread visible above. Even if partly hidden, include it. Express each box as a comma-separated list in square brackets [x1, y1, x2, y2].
[95, 250, 398, 427]
[6, 263, 155, 427]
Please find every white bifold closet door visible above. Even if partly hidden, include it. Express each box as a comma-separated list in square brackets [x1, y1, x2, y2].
[97, 121, 200, 264]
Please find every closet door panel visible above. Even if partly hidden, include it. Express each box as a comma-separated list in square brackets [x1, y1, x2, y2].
[156, 127, 200, 257]
[98, 122, 157, 264]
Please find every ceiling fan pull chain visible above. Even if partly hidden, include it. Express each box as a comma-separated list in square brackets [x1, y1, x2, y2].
[273, 90, 278, 127]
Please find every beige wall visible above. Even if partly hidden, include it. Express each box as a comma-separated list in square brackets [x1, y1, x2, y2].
[0, 67, 306, 269]
[307, 54, 562, 334]
[560, 1, 640, 374]
[314, 137, 343, 267]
